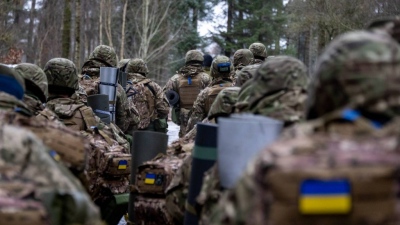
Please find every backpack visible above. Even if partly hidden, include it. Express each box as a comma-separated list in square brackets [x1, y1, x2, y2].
[126, 78, 156, 129]
[260, 134, 400, 225]
[178, 75, 202, 109]
[204, 83, 232, 114]
[133, 153, 189, 225]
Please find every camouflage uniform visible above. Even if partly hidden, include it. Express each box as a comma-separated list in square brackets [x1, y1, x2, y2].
[14, 63, 48, 115]
[209, 30, 400, 224]
[197, 56, 307, 224]
[125, 58, 169, 133]
[80, 45, 139, 132]
[0, 64, 102, 224]
[163, 50, 210, 137]
[235, 42, 267, 87]
[185, 55, 233, 134]
[232, 49, 254, 85]
[236, 56, 309, 126]
[41, 58, 131, 203]
[165, 87, 240, 224]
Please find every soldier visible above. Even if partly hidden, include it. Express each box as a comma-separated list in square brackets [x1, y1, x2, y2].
[236, 56, 309, 126]
[231, 49, 254, 85]
[80, 44, 139, 132]
[185, 55, 233, 134]
[43, 58, 132, 223]
[14, 63, 48, 115]
[203, 54, 213, 76]
[0, 64, 102, 224]
[235, 42, 268, 87]
[165, 86, 240, 224]
[209, 30, 400, 224]
[163, 50, 210, 137]
[125, 58, 169, 133]
[367, 16, 400, 43]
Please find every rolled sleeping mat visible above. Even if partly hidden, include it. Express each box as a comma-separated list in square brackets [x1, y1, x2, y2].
[218, 114, 283, 189]
[184, 123, 218, 225]
[128, 131, 168, 223]
[166, 90, 180, 107]
[99, 67, 118, 122]
[87, 94, 111, 124]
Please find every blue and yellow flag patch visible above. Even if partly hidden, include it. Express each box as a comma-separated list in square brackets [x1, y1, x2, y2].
[299, 179, 352, 215]
[118, 160, 128, 170]
[145, 173, 156, 185]
[49, 150, 61, 161]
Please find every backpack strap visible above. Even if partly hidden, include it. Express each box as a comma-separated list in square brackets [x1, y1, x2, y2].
[78, 106, 114, 145]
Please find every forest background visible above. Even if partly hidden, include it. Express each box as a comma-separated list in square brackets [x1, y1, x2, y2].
[0, 0, 399, 85]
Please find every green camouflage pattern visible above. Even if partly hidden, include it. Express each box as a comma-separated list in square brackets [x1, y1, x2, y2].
[0, 63, 25, 90]
[236, 56, 308, 124]
[210, 55, 234, 78]
[209, 30, 400, 225]
[88, 44, 117, 67]
[15, 63, 48, 98]
[185, 76, 233, 133]
[117, 58, 130, 69]
[307, 30, 400, 119]
[198, 164, 220, 225]
[207, 87, 240, 120]
[126, 72, 169, 131]
[234, 61, 263, 87]
[0, 124, 102, 225]
[44, 58, 79, 90]
[23, 94, 45, 115]
[125, 58, 149, 75]
[163, 65, 210, 137]
[185, 50, 204, 64]
[249, 42, 267, 58]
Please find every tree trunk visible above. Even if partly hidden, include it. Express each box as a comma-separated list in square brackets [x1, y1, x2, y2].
[225, 0, 234, 57]
[99, 0, 104, 45]
[62, 0, 71, 58]
[105, 0, 113, 48]
[120, 0, 128, 59]
[27, 0, 37, 62]
[74, 0, 81, 68]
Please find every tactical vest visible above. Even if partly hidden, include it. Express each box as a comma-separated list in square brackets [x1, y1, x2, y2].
[178, 76, 201, 109]
[133, 153, 189, 225]
[204, 83, 232, 114]
[126, 78, 156, 129]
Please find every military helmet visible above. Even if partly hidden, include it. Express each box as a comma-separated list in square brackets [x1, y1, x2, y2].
[44, 58, 79, 94]
[14, 63, 48, 98]
[0, 64, 25, 99]
[249, 42, 267, 59]
[125, 58, 149, 75]
[307, 30, 400, 120]
[185, 50, 204, 64]
[233, 49, 254, 68]
[210, 55, 233, 78]
[117, 58, 130, 69]
[367, 16, 400, 44]
[88, 45, 117, 67]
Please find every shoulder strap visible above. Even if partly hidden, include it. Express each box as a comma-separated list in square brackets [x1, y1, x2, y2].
[144, 83, 156, 97]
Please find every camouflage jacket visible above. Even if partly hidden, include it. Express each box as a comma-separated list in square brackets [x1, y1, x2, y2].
[79, 75, 139, 132]
[185, 77, 233, 133]
[235, 63, 261, 87]
[126, 73, 169, 130]
[23, 94, 44, 115]
[209, 110, 400, 224]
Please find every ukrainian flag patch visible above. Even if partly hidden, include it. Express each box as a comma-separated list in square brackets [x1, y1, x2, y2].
[118, 160, 128, 170]
[145, 173, 156, 185]
[299, 179, 351, 215]
[50, 150, 61, 161]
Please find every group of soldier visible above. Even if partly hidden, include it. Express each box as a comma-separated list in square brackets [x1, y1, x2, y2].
[2, 15, 400, 225]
